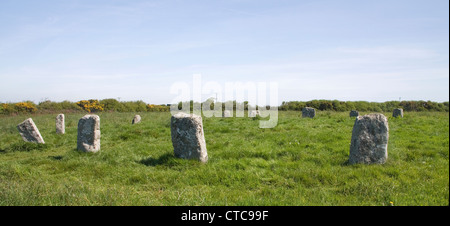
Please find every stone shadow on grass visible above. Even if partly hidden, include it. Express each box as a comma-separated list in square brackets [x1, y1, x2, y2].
[49, 155, 64, 160]
[340, 159, 351, 166]
[139, 153, 176, 166]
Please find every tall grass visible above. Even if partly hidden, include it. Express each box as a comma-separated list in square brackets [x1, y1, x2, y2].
[0, 111, 448, 205]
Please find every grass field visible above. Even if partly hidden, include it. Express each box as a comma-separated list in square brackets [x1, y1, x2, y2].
[0, 111, 448, 206]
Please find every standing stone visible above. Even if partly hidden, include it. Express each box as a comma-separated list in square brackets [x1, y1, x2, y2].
[302, 107, 316, 118]
[170, 113, 208, 163]
[132, 115, 141, 124]
[349, 110, 359, 117]
[222, 110, 232, 118]
[77, 114, 100, 152]
[56, 114, 65, 134]
[249, 110, 260, 117]
[393, 108, 403, 118]
[349, 113, 389, 164]
[17, 118, 45, 144]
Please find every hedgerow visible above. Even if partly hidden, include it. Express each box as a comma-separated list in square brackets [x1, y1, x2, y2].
[0, 99, 447, 115]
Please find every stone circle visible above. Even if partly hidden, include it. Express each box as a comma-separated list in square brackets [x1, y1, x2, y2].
[56, 114, 65, 134]
[249, 110, 260, 117]
[17, 118, 45, 144]
[349, 113, 389, 164]
[77, 114, 100, 152]
[393, 108, 403, 118]
[222, 110, 231, 118]
[302, 107, 316, 118]
[132, 115, 141, 124]
[170, 112, 208, 163]
[349, 110, 359, 117]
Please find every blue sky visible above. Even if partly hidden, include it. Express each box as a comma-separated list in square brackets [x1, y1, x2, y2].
[0, 0, 448, 104]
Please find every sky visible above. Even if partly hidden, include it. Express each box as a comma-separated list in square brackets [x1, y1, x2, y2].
[0, 0, 448, 104]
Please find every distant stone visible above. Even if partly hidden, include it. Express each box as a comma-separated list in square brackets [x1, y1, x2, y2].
[249, 110, 260, 117]
[170, 113, 208, 163]
[302, 107, 316, 118]
[222, 110, 232, 118]
[77, 114, 100, 152]
[393, 108, 403, 118]
[132, 115, 141, 124]
[56, 114, 65, 134]
[349, 113, 389, 164]
[17, 118, 45, 144]
[349, 110, 359, 117]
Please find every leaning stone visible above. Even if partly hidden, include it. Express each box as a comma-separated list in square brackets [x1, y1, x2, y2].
[349, 113, 389, 164]
[132, 115, 141, 124]
[77, 114, 100, 152]
[17, 118, 45, 144]
[302, 107, 316, 118]
[349, 110, 359, 117]
[56, 114, 65, 134]
[393, 108, 403, 118]
[170, 113, 208, 163]
[222, 110, 232, 118]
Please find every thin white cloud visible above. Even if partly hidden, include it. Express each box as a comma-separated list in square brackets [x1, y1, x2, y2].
[0, 1, 448, 103]
[335, 46, 440, 59]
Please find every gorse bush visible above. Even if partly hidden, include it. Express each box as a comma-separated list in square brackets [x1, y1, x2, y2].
[0, 102, 37, 114]
[100, 99, 158, 112]
[0, 103, 7, 114]
[100, 98, 125, 112]
[76, 100, 104, 113]
[147, 104, 170, 112]
[14, 102, 37, 113]
[38, 100, 82, 112]
[121, 101, 147, 112]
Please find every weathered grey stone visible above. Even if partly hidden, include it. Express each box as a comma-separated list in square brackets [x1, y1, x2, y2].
[350, 110, 359, 117]
[393, 108, 403, 118]
[249, 110, 260, 117]
[302, 107, 316, 118]
[170, 113, 208, 163]
[17, 118, 45, 144]
[222, 110, 232, 118]
[56, 114, 65, 134]
[77, 114, 100, 152]
[132, 115, 141, 124]
[349, 113, 389, 164]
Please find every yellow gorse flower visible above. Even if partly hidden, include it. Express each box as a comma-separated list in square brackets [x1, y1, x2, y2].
[14, 102, 37, 113]
[76, 100, 104, 113]
[147, 104, 169, 112]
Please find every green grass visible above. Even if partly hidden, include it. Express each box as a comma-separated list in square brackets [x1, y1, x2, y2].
[0, 111, 448, 206]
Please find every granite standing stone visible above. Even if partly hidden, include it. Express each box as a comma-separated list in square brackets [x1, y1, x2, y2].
[302, 107, 316, 118]
[77, 114, 100, 152]
[170, 113, 208, 163]
[393, 108, 403, 118]
[349, 113, 389, 164]
[249, 110, 260, 117]
[17, 118, 45, 144]
[222, 110, 232, 118]
[350, 110, 359, 117]
[132, 115, 141, 124]
[56, 114, 65, 134]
